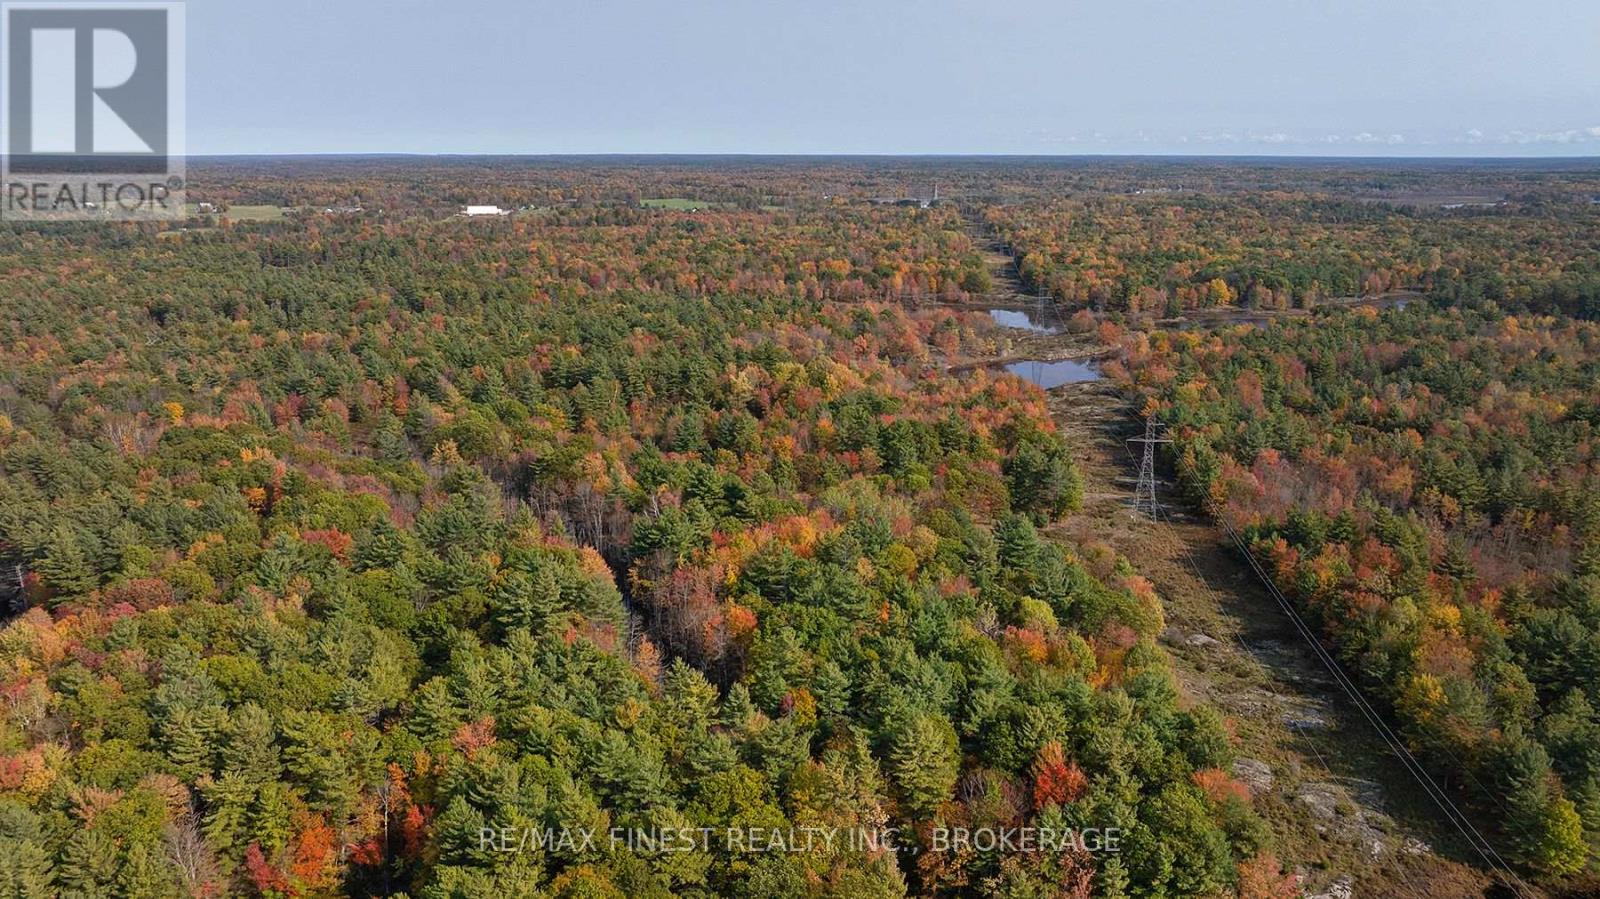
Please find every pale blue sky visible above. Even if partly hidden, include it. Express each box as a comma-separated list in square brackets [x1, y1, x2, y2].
[190, 0, 1600, 156]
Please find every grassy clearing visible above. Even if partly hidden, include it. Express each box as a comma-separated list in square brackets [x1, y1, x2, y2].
[182, 203, 289, 221]
[221, 204, 290, 222]
[1040, 377, 1505, 898]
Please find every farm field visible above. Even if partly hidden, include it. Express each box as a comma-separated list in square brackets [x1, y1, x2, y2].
[221, 204, 291, 221]
[183, 204, 292, 222]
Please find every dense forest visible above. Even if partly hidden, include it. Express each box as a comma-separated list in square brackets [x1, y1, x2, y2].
[987, 194, 1600, 319]
[1115, 301, 1600, 876]
[4, 157, 1600, 897]
[0, 181, 1281, 897]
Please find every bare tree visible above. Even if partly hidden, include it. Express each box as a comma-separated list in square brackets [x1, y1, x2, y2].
[165, 810, 221, 898]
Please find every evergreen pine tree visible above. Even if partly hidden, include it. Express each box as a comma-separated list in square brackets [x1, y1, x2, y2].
[114, 841, 178, 899]
[56, 829, 120, 899]
[38, 526, 97, 600]
[162, 707, 219, 780]
[0, 839, 54, 899]
[887, 714, 959, 817]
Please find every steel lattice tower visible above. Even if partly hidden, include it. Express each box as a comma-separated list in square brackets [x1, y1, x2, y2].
[1128, 417, 1170, 519]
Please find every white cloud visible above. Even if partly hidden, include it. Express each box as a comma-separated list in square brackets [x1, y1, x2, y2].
[1502, 127, 1600, 144]
[1026, 124, 1600, 151]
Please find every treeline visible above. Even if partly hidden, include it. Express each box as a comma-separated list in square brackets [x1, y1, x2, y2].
[988, 194, 1600, 318]
[186, 157, 1600, 216]
[1116, 302, 1600, 877]
[0, 197, 1283, 896]
[88, 201, 994, 303]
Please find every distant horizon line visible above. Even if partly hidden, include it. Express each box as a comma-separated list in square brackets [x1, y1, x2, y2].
[180, 152, 1600, 164]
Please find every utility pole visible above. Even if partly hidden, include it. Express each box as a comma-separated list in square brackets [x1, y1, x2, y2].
[1128, 417, 1171, 519]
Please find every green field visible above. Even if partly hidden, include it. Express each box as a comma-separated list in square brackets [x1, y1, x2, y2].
[186, 204, 290, 221]
[221, 204, 290, 221]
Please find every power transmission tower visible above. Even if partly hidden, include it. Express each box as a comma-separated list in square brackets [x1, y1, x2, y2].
[1128, 417, 1170, 519]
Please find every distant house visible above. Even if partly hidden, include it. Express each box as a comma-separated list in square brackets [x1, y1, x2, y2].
[461, 205, 507, 217]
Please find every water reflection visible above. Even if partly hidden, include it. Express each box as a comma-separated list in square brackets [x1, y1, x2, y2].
[1002, 358, 1102, 388]
[987, 307, 1062, 334]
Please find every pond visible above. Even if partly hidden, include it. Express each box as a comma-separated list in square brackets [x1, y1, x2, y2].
[987, 307, 1062, 334]
[1001, 357, 1102, 388]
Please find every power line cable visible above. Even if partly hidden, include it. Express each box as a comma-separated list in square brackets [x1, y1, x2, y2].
[1129, 415, 1538, 898]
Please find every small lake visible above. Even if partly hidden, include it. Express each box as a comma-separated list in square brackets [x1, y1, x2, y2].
[987, 307, 1062, 334]
[1002, 358, 1102, 388]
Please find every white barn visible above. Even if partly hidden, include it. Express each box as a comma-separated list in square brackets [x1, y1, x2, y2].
[461, 205, 506, 217]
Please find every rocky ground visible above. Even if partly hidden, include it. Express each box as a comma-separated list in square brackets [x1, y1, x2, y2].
[959, 215, 1515, 897]
[1043, 378, 1508, 898]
